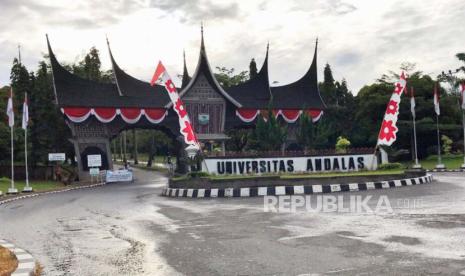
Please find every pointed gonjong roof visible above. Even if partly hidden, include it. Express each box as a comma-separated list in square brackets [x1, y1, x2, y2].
[181, 50, 191, 89]
[106, 38, 170, 107]
[47, 34, 119, 108]
[226, 43, 272, 108]
[270, 40, 326, 110]
[178, 25, 242, 107]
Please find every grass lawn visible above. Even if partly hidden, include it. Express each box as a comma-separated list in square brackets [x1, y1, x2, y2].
[0, 177, 64, 194]
[172, 169, 405, 181]
[0, 245, 18, 275]
[407, 154, 464, 170]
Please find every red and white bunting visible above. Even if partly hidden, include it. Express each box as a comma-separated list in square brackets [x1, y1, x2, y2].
[377, 72, 407, 146]
[236, 108, 323, 123]
[151, 61, 200, 151]
[61, 107, 167, 124]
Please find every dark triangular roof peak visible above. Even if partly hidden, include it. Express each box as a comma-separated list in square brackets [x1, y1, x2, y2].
[178, 25, 242, 107]
[226, 43, 272, 108]
[181, 50, 191, 89]
[105, 37, 170, 106]
[270, 39, 326, 110]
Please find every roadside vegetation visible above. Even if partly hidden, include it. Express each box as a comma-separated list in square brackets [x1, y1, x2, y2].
[0, 177, 63, 194]
[0, 245, 18, 275]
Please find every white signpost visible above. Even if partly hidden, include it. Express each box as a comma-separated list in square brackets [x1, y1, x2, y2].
[87, 154, 102, 167]
[48, 153, 66, 162]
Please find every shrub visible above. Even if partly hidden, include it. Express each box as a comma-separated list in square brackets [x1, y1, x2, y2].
[441, 135, 453, 155]
[187, 171, 210, 178]
[335, 136, 351, 153]
[378, 163, 403, 170]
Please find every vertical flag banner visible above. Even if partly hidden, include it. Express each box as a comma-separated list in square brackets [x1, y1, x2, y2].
[377, 72, 407, 146]
[6, 88, 14, 127]
[460, 82, 465, 110]
[410, 87, 416, 118]
[22, 93, 29, 129]
[150, 61, 200, 151]
[434, 83, 440, 116]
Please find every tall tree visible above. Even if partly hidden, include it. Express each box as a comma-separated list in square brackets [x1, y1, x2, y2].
[214, 67, 248, 88]
[249, 58, 257, 79]
[73, 47, 102, 81]
[296, 111, 313, 153]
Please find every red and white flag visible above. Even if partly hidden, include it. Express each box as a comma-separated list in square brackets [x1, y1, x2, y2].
[433, 83, 440, 116]
[377, 72, 407, 146]
[6, 88, 14, 127]
[22, 92, 29, 130]
[460, 82, 465, 110]
[150, 61, 200, 151]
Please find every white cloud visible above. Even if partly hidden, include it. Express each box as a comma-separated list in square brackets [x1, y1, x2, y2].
[0, 0, 464, 93]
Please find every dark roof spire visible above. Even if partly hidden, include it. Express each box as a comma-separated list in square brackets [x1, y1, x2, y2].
[178, 24, 242, 107]
[181, 49, 191, 89]
[106, 36, 124, 96]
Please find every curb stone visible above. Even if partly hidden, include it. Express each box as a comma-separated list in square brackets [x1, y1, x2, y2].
[162, 174, 434, 198]
[0, 182, 106, 206]
[0, 239, 35, 276]
[426, 169, 465, 172]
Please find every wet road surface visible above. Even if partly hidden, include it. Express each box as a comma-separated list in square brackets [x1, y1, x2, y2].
[1, 169, 465, 275]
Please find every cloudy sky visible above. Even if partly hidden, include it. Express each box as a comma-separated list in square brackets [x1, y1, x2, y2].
[0, 0, 464, 93]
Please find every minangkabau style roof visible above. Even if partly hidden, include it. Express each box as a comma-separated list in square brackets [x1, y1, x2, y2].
[270, 39, 326, 110]
[226, 44, 272, 109]
[47, 30, 325, 111]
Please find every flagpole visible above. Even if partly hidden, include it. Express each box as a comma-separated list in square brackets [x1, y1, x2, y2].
[462, 108, 465, 169]
[10, 125, 15, 193]
[24, 117, 31, 192]
[413, 112, 419, 167]
[436, 114, 443, 166]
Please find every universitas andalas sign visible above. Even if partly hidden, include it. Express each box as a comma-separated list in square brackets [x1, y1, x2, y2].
[203, 154, 378, 175]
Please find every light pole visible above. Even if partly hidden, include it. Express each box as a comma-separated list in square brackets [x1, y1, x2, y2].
[440, 69, 465, 169]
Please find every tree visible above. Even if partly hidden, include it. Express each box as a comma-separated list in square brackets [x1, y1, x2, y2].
[335, 136, 351, 153]
[249, 108, 287, 151]
[72, 47, 112, 82]
[249, 58, 257, 79]
[214, 67, 248, 88]
[296, 111, 313, 153]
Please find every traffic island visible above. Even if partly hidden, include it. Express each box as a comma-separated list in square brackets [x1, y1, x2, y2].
[163, 170, 433, 198]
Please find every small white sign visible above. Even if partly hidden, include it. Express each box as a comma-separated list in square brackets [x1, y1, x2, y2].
[89, 168, 100, 176]
[106, 170, 133, 182]
[48, 153, 66, 161]
[87, 154, 102, 167]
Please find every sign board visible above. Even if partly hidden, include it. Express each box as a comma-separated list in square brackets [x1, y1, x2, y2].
[106, 170, 133, 183]
[89, 168, 100, 176]
[48, 153, 66, 161]
[203, 154, 378, 175]
[87, 155, 102, 167]
[198, 114, 209, 125]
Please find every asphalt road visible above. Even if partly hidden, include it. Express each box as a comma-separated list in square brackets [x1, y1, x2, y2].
[1, 169, 465, 275]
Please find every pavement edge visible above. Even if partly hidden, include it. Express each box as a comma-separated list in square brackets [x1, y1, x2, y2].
[0, 239, 35, 276]
[162, 174, 434, 198]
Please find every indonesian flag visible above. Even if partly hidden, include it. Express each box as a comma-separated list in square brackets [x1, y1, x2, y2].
[22, 93, 29, 129]
[377, 72, 407, 146]
[410, 87, 416, 119]
[150, 61, 200, 151]
[433, 83, 440, 116]
[6, 88, 14, 127]
[460, 82, 465, 110]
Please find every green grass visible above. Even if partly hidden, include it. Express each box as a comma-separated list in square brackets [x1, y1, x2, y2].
[0, 177, 63, 194]
[280, 169, 404, 179]
[172, 169, 405, 181]
[406, 154, 464, 169]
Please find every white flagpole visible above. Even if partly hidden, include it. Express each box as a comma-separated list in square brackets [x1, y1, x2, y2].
[436, 114, 442, 166]
[413, 111, 419, 167]
[462, 108, 465, 168]
[23, 93, 31, 192]
[10, 124, 15, 192]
